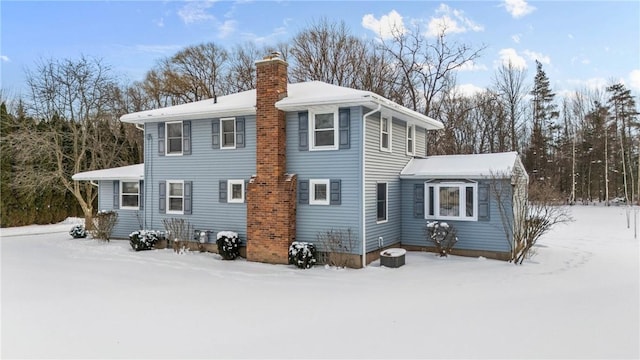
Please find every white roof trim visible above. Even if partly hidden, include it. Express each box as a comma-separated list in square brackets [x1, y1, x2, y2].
[119, 81, 444, 130]
[72, 164, 144, 181]
[400, 152, 523, 179]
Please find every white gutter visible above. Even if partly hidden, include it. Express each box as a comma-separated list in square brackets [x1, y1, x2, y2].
[361, 104, 381, 268]
[135, 124, 144, 131]
[120, 107, 256, 124]
[90, 181, 98, 187]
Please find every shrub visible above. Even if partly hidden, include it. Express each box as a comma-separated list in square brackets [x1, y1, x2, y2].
[91, 210, 118, 241]
[216, 231, 240, 260]
[288, 242, 317, 269]
[129, 230, 162, 251]
[426, 221, 458, 256]
[316, 228, 356, 268]
[69, 224, 87, 239]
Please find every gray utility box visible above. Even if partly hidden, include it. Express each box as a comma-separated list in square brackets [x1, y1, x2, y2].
[380, 248, 406, 268]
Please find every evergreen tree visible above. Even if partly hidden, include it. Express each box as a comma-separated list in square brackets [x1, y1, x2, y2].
[525, 60, 559, 184]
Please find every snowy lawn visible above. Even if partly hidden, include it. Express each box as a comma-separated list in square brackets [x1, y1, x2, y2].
[1, 206, 638, 359]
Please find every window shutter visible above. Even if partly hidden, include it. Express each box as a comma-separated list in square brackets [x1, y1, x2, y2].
[330, 179, 341, 205]
[414, 183, 424, 218]
[219, 180, 227, 203]
[159, 181, 166, 214]
[139, 180, 144, 210]
[158, 123, 165, 156]
[236, 117, 245, 148]
[113, 181, 120, 209]
[478, 183, 490, 221]
[298, 180, 309, 204]
[184, 181, 192, 215]
[339, 108, 350, 149]
[183, 121, 191, 155]
[212, 119, 220, 149]
[298, 112, 308, 151]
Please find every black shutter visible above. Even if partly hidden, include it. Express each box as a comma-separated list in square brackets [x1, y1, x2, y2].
[298, 180, 309, 204]
[183, 120, 191, 155]
[414, 183, 424, 218]
[478, 183, 490, 221]
[339, 108, 350, 149]
[184, 181, 192, 215]
[158, 123, 165, 156]
[113, 181, 119, 209]
[159, 181, 166, 214]
[212, 119, 220, 149]
[219, 180, 227, 203]
[236, 117, 245, 148]
[330, 179, 341, 205]
[298, 112, 308, 151]
[139, 180, 144, 210]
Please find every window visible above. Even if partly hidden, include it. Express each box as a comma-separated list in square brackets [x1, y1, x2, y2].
[221, 118, 236, 149]
[406, 124, 415, 155]
[377, 182, 387, 222]
[310, 179, 330, 205]
[425, 182, 477, 221]
[380, 114, 391, 152]
[310, 108, 338, 150]
[166, 121, 183, 155]
[227, 180, 244, 203]
[120, 181, 139, 209]
[167, 181, 184, 214]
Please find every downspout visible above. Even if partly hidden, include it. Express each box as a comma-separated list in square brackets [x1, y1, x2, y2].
[90, 181, 98, 187]
[133, 123, 147, 229]
[361, 104, 382, 268]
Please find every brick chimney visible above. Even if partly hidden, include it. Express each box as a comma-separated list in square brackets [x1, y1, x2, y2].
[246, 52, 297, 264]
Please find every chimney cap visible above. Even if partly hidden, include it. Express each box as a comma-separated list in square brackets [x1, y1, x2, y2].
[263, 51, 282, 60]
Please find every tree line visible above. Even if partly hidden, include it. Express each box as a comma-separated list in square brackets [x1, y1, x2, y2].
[1, 19, 638, 227]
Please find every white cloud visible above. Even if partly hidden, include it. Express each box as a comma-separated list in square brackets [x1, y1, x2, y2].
[523, 50, 550, 65]
[425, 4, 483, 37]
[362, 10, 406, 40]
[455, 83, 485, 97]
[568, 34, 574, 40]
[218, 20, 237, 38]
[155, 17, 165, 28]
[178, 1, 216, 24]
[0, 55, 10, 62]
[629, 69, 640, 92]
[456, 60, 488, 72]
[134, 44, 183, 54]
[566, 77, 608, 92]
[241, 26, 288, 45]
[511, 34, 521, 44]
[502, 0, 536, 19]
[496, 48, 527, 70]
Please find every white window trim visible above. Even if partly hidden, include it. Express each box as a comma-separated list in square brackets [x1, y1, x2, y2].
[120, 180, 139, 210]
[227, 179, 245, 203]
[166, 180, 184, 215]
[220, 117, 236, 150]
[406, 124, 415, 156]
[309, 108, 339, 151]
[309, 179, 330, 205]
[379, 114, 392, 152]
[425, 182, 478, 222]
[376, 182, 388, 224]
[165, 121, 183, 156]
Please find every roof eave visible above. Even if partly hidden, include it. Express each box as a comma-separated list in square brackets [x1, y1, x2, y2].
[120, 106, 257, 124]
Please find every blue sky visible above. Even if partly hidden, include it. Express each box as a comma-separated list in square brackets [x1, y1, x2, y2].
[2, 0, 639, 99]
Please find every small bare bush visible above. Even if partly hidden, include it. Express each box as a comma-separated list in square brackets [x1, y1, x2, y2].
[317, 228, 356, 268]
[162, 218, 194, 252]
[91, 210, 118, 242]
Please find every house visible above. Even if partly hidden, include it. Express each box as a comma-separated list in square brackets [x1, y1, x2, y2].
[73, 53, 528, 267]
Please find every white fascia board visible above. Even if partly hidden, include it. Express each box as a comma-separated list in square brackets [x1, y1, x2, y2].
[120, 107, 256, 124]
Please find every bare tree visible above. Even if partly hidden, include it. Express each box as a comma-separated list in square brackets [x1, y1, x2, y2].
[493, 61, 528, 152]
[9, 56, 139, 227]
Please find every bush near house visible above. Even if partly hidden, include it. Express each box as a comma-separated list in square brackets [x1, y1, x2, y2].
[216, 231, 240, 260]
[69, 224, 87, 239]
[129, 230, 163, 251]
[288, 242, 317, 269]
[426, 221, 458, 256]
[91, 210, 118, 242]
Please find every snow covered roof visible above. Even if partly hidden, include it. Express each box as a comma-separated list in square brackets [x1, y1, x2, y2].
[400, 152, 525, 179]
[72, 164, 144, 181]
[120, 81, 443, 130]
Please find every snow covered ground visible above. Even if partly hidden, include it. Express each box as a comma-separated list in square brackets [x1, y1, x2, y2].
[1, 206, 638, 359]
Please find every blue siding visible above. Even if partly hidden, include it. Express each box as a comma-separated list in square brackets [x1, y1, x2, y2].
[97, 180, 142, 239]
[286, 106, 363, 254]
[401, 179, 514, 253]
[364, 114, 429, 253]
[141, 117, 256, 244]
